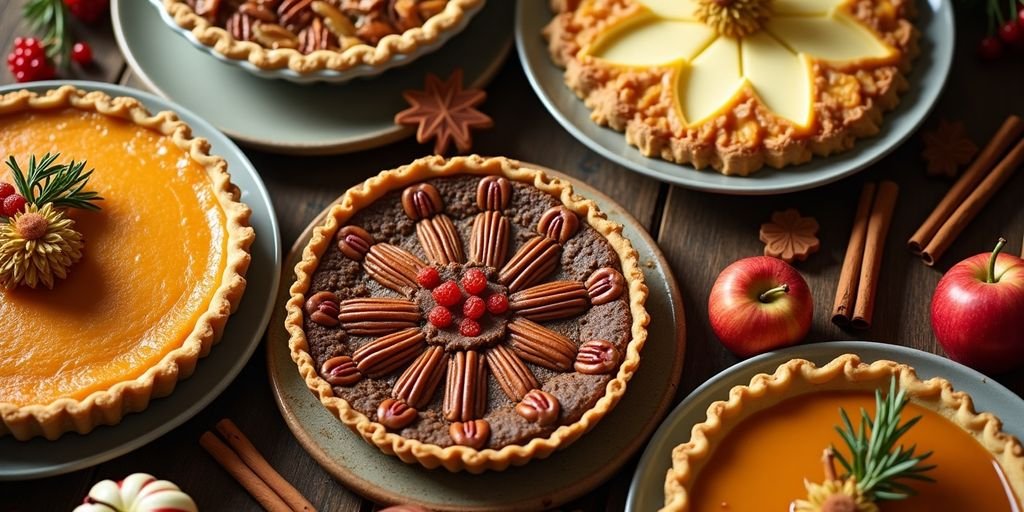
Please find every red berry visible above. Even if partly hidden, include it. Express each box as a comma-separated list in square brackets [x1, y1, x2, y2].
[0, 183, 14, 200]
[978, 36, 1004, 60]
[71, 42, 93, 65]
[1019, 8, 1024, 28]
[6, 37, 55, 83]
[999, 21, 1024, 45]
[428, 306, 453, 328]
[462, 296, 486, 319]
[486, 294, 509, 315]
[64, 0, 109, 24]
[459, 318, 481, 337]
[3, 194, 27, 217]
[432, 280, 462, 307]
[416, 266, 441, 289]
[461, 268, 487, 296]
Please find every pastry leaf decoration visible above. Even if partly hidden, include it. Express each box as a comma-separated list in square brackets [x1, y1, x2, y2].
[6, 153, 103, 213]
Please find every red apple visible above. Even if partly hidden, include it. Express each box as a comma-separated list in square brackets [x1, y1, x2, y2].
[708, 256, 813, 357]
[931, 238, 1024, 374]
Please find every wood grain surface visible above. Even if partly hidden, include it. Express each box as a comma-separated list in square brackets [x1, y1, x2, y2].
[1, 2, 1022, 510]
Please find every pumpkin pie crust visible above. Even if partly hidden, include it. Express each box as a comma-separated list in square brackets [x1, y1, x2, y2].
[284, 155, 650, 472]
[0, 86, 255, 441]
[662, 354, 1024, 511]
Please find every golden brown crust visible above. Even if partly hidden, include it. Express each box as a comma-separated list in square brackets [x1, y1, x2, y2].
[662, 354, 1024, 511]
[161, 0, 483, 74]
[284, 155, 650, 472]
[0, 86, 255, 441]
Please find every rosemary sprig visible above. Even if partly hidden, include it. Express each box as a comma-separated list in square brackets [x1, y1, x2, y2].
[5, 153, 103, 213]
[832, 378, 937, 501]
[22, 0, 72, 69]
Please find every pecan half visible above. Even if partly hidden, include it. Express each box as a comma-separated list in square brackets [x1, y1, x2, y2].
[486, 344, 538, 401]
[339, 297, 419, 336]
[498, 236, 559, 292]
[253, 22, 299, 49]
[388, 0, 422, 31]
[277, 0, 314, 31]
[225, 12, 256, 41]
[537, 206, 579, 243]
[312, 0, 357, 37]
[305, 291, 340, 326]
[574, 340, 620, 374]
[298, 16, 334, 53]
[515, 389, 560, 426]
[417, 0, 445, 18]
[416, 214, 464, 265]
[443, 350, 486, 422]
[393, 346, 447, 409]
[509, 281, 588, 322]
[476, 176, 511, 211]
[364, 243, 426, 293]
[195, 0, 222, 20]
[469, 211, 509, 268]
[321, 356, 362, 386]
[356, 18, 397, 45]
[239, 1, 277, 21]
[352, 328, 425, 377]
[449, 419, 490, 450]
[507, 318, 577, 371]
[401, 184, 444, 221]
[586, 268, 626, 305]
[337, 225, 374, 261]
[377, 398, 418, 430]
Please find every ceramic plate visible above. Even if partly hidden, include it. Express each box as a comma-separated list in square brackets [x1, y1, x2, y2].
[626, 341, 1024, 511]
[266, 165, 686, 511]
[0, 81, 282, 481]
[113, 0, 512, 155]
[515, 0, 955, 195]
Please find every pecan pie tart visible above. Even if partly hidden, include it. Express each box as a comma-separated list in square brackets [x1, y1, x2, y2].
[663, 354, 1024, 511]
[285, 156, 649, 472]
[0, 86, 254, 440]
[160, 0, 483, 74]
[544, 0, 920, 175]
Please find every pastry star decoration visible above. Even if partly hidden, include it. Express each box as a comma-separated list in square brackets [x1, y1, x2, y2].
[921, 120, 978, 178]
[760, 208, 820, 263]
[395, 69, 493, 154]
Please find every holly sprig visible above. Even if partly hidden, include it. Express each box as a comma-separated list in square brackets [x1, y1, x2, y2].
[5, 153, 103, 215]
[22, 0, 73, 69]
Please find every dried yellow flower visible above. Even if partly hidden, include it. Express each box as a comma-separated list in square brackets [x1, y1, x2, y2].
[696, 0, 773, 38]
[0, 203, 84, 289]
[793, 477, 879, 512]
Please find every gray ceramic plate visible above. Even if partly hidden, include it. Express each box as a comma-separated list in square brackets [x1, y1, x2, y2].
[626, 341, 1024, 511]
[0, 81, 282, 481]
[515, 0, 955, 195]
[147, 0, 485, 84]
[113, 0, 512, 155]
[266, 165, 686, 511]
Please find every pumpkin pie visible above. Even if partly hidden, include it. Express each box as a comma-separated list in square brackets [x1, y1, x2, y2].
[0, 86, 254, 440]
[663, 354, 1024, 511]
[544, 0, 920, 176]
[284, 155, 650, 472]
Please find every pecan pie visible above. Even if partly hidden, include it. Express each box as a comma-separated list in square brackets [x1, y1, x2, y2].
[160, 0, 483, 74]
[284, 156, 649, 472]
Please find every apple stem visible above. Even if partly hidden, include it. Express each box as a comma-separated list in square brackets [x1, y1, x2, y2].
[987, 238, 1007, 284]
[759, 283, 790, 303]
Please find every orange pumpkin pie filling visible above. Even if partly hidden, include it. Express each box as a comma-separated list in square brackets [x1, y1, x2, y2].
[0, 86, 254, 440]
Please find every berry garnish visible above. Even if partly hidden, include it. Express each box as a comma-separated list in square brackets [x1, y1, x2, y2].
[461, 268, 487, 295]
[71, 42, 93, 65]
[428, 306, 453, 328]
[463, 296, 485, 319]
[0, 183, 14, 201]
[486, 293, 509, 315]
[2, 194, 28, 217]
[978, 36, 1004, 60]
[999, 21, 1023, 45]
[416, 266, 441, 289]
[432, 280, 462, 307]
[64, 0, 109, 24]
[459, 318, 481, 337]
[6, 37, 55, 83]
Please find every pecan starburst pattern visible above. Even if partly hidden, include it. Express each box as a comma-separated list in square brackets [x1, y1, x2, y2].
[304, 177, 626, 448]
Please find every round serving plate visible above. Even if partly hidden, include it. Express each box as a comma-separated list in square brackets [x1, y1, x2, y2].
[515, 0, 955, 195]
[626, 341, 1024, 511]
[266, 163, 686, 511]
[147, 0, 486, 84]
[0, 81, 282, 480]
[112, 0, 512, 155]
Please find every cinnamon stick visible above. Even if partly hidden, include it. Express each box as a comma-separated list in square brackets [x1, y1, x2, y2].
[831, 183, 877, 326]
[921, 136, 1024, 265]
[851, 181, 899, 330]
[200, 431, 293, 512]
[909, 115, 1024, 254]
[216, 419, 317, 512]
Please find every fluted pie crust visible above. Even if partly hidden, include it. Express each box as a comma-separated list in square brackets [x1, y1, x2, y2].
[662, 354, 1024, 511]
[284, 155, 650, 472]
[161, 0, 483, 74]
[0, 86, 254, 440]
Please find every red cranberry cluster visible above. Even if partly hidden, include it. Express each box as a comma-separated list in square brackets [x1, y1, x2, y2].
[416, 267, 509, 337]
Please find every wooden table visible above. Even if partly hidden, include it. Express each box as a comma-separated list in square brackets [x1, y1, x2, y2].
[2, 3, 1023, 510]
